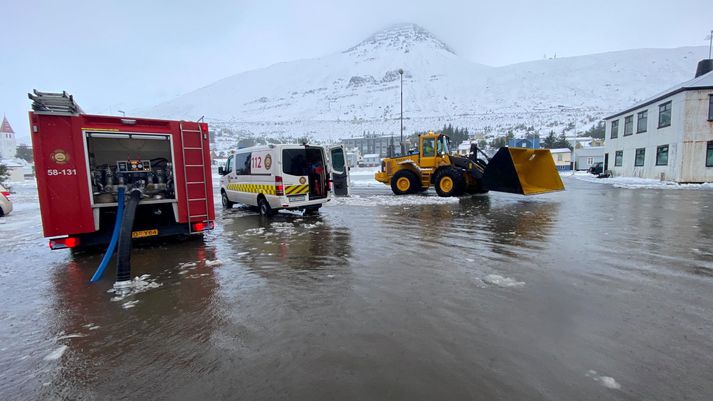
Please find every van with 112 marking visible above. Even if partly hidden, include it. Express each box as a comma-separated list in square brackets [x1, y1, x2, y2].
[219, 144, 349, 216]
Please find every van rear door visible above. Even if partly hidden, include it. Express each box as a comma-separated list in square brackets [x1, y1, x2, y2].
[328, 145, 350, 196]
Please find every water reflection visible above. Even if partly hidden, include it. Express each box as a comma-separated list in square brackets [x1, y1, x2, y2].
[377, 195, 560, 260]
[221, 211, 353, 273]
[42, 241, 223, 399]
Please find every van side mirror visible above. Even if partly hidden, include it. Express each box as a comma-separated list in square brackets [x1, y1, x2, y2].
[218, 166, 224, 175]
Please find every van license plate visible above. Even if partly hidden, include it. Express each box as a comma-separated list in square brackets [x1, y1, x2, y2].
[289, 195, 306, 202]
[132, 229, 159, 239]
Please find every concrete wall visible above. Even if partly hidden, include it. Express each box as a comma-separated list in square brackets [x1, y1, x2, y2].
[680, 90, 713, 182]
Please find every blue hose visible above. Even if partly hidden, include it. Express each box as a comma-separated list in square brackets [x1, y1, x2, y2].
[90, 187, 125, 283]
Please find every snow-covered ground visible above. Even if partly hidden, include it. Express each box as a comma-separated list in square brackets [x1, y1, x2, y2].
[569, 171, 713, 190]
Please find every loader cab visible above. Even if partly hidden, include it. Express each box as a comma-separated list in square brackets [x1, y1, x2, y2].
[419, 133, 449, 168]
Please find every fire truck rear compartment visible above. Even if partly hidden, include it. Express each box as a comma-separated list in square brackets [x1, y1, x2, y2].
[87, 134, 176, 204]
[86, 134, 181, 237]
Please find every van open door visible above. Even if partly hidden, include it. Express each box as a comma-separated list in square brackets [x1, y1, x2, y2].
[328, 145, 350, 196]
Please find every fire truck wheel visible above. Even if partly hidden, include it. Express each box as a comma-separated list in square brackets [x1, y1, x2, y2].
[258, 197, 275, 217]
[221, 190, 234, 209]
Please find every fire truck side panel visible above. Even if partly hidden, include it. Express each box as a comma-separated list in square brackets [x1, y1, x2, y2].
[30, 113, 95, 237]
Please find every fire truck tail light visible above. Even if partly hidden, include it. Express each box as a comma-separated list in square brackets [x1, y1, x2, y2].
[191, 221, 214, 232]
[275, 176, 285, 196]
[200, 123, 209, 133]
[49, 237, 80, 250]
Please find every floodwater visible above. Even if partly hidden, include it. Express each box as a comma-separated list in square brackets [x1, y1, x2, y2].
[1, 174, 713, 400]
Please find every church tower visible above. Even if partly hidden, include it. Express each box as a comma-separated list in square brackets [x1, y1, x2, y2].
[0, 115, 17, 159]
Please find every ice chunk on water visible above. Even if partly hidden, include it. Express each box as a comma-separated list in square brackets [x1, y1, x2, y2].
[483, 274, 525, 288]
[599, 376, 621, 389]
[586, 370, 621, 390]
[44, 345, 67, 361]
[204, 259, 222, 267]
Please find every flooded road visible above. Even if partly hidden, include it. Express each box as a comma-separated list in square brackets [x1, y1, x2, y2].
[1, 175, 713, 400]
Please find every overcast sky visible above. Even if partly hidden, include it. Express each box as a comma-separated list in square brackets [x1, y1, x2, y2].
[2, 0, 711, 143]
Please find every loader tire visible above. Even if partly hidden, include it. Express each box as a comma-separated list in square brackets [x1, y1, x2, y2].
[434, 168, 465, 197]
[391, 170, 419, 195]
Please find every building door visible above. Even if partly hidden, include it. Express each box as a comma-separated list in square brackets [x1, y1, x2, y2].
[604, 153, 609, 171]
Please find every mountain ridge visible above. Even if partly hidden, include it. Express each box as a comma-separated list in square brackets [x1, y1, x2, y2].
[143, 24, 707, 148]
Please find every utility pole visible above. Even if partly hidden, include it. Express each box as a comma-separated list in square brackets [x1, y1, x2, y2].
[399, 68, 404, 155]
[707, 30, 713, 59]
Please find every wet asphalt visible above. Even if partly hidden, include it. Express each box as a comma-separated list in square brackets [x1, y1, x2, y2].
[1, 175, 712, 400]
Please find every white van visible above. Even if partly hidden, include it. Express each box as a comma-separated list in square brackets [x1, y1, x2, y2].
[219, 144, 349, 216]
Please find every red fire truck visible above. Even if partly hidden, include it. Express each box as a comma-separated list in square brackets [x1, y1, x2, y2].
[29, 91, 215, 250]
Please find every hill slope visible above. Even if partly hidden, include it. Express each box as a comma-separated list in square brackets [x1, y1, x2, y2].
[144, 23, 706, 146]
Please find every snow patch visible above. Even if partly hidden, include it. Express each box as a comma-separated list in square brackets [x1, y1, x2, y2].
[573, 174, 713, 190]
[586, 370, 622, 390]
[204, 259, 222, 267]
[122, 300, 140, 309]
[43, 345, 68, 361]
[108, 274, 162, 302]
[334, 194, 459, 207]
[483, 274, 525, 288]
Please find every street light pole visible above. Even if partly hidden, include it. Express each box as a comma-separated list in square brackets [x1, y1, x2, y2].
[399, 68, 404, 155]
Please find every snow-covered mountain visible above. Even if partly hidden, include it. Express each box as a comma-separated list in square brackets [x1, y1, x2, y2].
[143, 23, 707, 147]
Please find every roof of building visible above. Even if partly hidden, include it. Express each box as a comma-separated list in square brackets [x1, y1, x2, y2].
[605, 70, 713, 120]
[548, 148, 572, 153]
[0, 116, 15, 134]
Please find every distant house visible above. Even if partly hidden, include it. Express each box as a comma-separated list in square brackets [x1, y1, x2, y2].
[574, 146, 604, 170]
[342, 134, 396, 158]
[508, 137, 540, 149]
[456, 141, 473, 156]
[0, 159, 26, 181]
[361, 154, 381, 167]
[603, 60, 713, 182]
[549, 148, 572, 171]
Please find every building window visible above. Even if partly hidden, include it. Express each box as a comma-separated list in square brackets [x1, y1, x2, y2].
[635, 148, 645, 167]
[637, 110, 648, 133]
[709, 95, 713, 121]
[587, 157, 593, 165]
[611, 120, 618, 139]
[658, 101, 672, 128]
[624, 115, 633, 136]
[656, 145, 669, 166]
[615, 150, 623, 166]
[707, 141, 713, 167]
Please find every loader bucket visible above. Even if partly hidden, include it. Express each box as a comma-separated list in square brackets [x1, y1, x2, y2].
[483, 147, 565, 195]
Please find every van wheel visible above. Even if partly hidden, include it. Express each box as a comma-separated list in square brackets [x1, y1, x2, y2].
[221, 191, 234, 209]
[258, 197, 275, 216]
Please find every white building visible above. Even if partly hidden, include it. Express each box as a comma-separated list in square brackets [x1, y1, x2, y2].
[0, 116, 16, 159]
[603, 62, 713, 182]
[574, 146, 604, 170]
[361, 154, 381, 167]
[550, 148, 573, 170]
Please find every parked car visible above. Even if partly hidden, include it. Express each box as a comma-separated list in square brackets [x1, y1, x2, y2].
[588, 162, 603, 175]
[0, 184, 13, 217]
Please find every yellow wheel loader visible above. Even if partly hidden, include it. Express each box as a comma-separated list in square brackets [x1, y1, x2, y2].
[375, 132, 564, 197]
